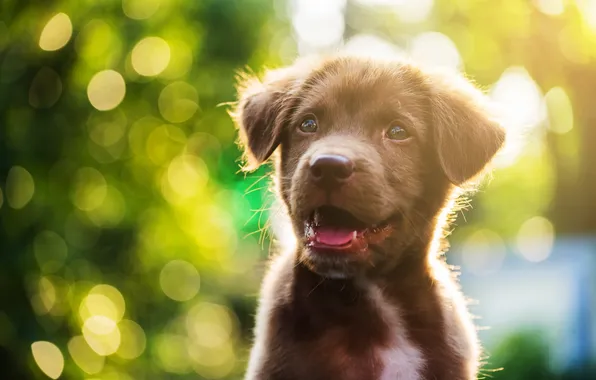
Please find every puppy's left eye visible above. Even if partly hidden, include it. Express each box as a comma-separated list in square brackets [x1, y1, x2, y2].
[299, 118, 318, 133]
[386, 125, 410, 141]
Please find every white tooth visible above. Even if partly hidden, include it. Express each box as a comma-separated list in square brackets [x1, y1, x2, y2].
[352, 231, 357, 239]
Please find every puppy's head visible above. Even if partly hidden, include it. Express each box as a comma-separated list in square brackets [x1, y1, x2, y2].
[233, 56, 505, 278]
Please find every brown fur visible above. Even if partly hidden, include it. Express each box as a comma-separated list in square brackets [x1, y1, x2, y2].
[232, 54, 506, 380]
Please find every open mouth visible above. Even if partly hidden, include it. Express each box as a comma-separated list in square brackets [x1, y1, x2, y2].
[304, 206, 393, 254]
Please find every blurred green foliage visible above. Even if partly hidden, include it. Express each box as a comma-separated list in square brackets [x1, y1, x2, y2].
[1, 0, 595, 379]
[488, 331, 559, 380]
[0, 0, 287, 378]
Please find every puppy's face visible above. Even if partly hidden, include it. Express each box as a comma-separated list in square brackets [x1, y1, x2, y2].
[234, 56, 505, 278]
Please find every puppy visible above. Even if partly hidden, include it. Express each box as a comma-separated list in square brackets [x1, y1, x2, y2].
[232, 54, 505, 380]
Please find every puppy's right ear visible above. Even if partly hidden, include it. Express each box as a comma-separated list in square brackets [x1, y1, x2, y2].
[232, 67, 301, 171]
[427, 70, 506, 185]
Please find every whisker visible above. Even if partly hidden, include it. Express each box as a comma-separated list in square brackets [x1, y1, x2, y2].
[244, 185, 271, 196]
[244, 173, 272, 193]
[307, 278, 326, 297]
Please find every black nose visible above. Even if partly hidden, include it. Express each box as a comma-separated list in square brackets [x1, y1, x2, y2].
[309, 154, 354, 188]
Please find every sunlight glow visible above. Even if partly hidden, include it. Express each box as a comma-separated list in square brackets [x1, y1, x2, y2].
[409, 32, 462, 71]
[159, 260, 200, 302]
[536, 0, 566, 15]
[545, 86, 574, 134]
[490, 67, 545, 167]
[31, 341, 64, 379]
[343, 34, 405, 59]
[461, 229, 506, 276]
[354, 0, 434, 24]
[516, 216, 555, 262]
[353, 0, 395, 5]
[292, 0, 346, 52]
[393, 0, 434, 24]
[491, 67, 544, 130]
[6, 166, 34, 209]
[132, 37, 171, 76]
[576, 0, 596, 32]
[39, 13, 73, 51]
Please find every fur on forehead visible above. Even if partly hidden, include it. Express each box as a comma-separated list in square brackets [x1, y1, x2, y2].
[233, 53, 505, 184]
[295, 61, 427, 108]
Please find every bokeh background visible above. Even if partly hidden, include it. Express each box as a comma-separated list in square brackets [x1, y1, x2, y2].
[1, 0, 596, 379]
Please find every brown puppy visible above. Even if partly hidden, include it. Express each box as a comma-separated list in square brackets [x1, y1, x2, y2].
[232, 54, 505, 380]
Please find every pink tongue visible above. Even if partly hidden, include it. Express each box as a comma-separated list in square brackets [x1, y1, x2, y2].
[315, 227, 356, 246]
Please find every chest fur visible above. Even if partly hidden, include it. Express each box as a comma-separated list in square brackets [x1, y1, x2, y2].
[281, 282, 424, 380]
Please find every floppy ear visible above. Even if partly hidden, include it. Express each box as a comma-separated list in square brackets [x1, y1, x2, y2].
[232, 67, 301, 171]
[428, 72, 506, 185]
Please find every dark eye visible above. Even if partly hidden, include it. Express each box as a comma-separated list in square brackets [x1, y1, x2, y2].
[386, 125, 410, 141]
[299, 118, 318, 133]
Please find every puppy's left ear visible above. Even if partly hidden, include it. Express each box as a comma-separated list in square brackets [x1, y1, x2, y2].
[232, 66, 302, 171]
[428, 72, 506, 185]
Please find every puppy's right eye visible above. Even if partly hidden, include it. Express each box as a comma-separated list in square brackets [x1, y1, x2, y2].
[299, 118, 318, 133]
[386, 125, 410, 141]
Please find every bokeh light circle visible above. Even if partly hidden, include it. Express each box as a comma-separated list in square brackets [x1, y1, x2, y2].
[33, 230, 68, 273]
[155, 334, 192, 373]
[123, 0, 161, 20]
[166, 155, 209, 200]
[87, 70, 126, 111]
[131, 37, 171, 76]
[82, 315, 121, 356]
[72, 167, 108, 211]
[31, 341, 64, 379]
[159, 260, 200, 301]
[68, 335, 105, 375]
[516, 216, 555, 263]
[461, 229, 506, 276]
[79, 284, 126, 323]
[116, 319, 147, 360]
[39, 13, 73, 51]
[158, 81, 199, 123]
[6, 166, 35, 209]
